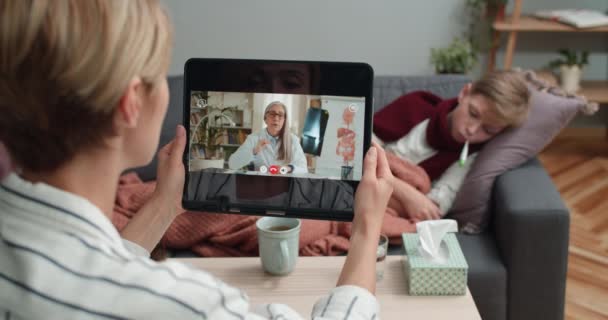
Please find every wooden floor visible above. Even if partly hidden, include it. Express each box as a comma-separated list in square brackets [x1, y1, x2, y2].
[538, 131, 608, 320]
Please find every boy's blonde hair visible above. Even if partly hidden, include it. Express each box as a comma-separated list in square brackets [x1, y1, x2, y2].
[470, 70, 530, 127]
[0, 0, 172, 172]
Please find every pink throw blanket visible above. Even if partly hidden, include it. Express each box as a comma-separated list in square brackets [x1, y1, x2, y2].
[112, 166, 425, 257]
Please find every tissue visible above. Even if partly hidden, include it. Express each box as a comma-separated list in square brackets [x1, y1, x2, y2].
[416, 220, 458, 264]
[402, 219, 468, 296]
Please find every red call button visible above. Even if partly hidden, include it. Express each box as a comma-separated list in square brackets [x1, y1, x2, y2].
[268, 165, 280, 175]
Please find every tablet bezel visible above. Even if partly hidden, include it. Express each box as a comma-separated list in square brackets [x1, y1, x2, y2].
[182, 58, 374, 221]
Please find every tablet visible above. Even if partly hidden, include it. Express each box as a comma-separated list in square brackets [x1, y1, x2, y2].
[182, 59, 373, 221]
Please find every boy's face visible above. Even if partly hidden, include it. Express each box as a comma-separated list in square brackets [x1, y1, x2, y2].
[450, 84, 507, 144]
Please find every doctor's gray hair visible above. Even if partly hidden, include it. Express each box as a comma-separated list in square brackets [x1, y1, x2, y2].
[264, 101, 292, 163]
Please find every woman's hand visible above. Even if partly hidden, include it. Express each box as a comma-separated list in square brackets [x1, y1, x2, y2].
[336, 142, 393, 294]
[154, 125, 187, 208]
[253, 139, 270, 155]
[352, 142, 394, 233]
[120, 125, 187, 252]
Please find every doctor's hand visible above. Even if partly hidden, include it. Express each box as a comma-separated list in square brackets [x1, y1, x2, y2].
[154, 125, 186, 212]
[253, 139, 270, 155]
[353, 142, 394, 233]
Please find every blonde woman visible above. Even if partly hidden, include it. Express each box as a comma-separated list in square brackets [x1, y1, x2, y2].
[0, 1, 393, 319]
[229, 101, 308, 174]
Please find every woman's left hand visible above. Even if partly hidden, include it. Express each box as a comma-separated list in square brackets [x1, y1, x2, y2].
[154, 125, 187, 206]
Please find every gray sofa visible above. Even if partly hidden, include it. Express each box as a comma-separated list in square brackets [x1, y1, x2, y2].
[133, 75, 569, 320]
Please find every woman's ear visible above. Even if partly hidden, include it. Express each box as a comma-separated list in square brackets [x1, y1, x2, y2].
[114, 77, 143, 130]
[458, 83, 472, 102]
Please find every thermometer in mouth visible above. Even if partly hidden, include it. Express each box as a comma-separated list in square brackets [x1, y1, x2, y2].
[459, 141, 469, 167]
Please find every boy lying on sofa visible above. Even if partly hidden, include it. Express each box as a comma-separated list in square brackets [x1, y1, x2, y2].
[373, 70, 530, 222]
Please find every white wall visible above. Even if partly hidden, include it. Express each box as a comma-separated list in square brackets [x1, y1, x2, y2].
[161, 0, 467, 76]
[162, 0, 606, 78]
[163, 0, 608, 125]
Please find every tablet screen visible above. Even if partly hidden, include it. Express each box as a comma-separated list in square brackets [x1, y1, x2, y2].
[183, 59, 373, 221]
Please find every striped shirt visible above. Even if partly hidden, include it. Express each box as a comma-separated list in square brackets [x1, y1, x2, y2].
[0, 173, 379, 319]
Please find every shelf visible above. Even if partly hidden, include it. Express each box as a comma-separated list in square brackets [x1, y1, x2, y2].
[494, 15, 608, 32]
[209, 126, 252, 130]
[579, 81, 608, 104]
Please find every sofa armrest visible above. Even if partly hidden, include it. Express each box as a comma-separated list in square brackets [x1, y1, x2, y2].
[492, 158, 569, 320]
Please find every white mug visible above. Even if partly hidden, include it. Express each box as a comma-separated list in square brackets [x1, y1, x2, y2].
[256, 217, 301, 275]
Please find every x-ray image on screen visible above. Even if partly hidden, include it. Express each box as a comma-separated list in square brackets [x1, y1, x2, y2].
[301, 107, 329, 156]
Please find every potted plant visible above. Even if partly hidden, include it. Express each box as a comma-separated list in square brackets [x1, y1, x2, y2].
[189, 94, 237, 170]
[430, 38, 477, 74]
[548, 49, 589, 94]
[465, 0, 509, 69]
[466, 0, 508, 22]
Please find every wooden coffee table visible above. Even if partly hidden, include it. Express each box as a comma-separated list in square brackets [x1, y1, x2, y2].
[176, 256, 481, 319]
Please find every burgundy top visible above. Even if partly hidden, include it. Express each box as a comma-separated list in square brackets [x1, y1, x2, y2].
[373, 91, 482, 180]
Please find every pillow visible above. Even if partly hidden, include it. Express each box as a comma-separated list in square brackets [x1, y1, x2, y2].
[448, 70, 598, 233]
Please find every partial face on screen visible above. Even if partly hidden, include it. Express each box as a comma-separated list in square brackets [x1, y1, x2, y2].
[263, 103, 286, 137]
[221, 63, 316, 94]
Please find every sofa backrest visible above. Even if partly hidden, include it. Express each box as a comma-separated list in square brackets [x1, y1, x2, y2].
[131, 74, 472, 181]
[373, 75, 471, 113]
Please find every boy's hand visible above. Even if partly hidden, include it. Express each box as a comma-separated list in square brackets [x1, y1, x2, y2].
[401, 191, 441, 221]
[353, 142, 394, 232]
[154, 125, 186, 211]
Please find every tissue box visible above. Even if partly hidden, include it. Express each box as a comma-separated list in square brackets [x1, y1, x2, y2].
[402, 233, 468, 296]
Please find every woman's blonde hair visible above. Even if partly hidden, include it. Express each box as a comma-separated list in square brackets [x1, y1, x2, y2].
[0, 0, 172, 172]
[470, 70, 530, 127]
[264, 101, 293, 163]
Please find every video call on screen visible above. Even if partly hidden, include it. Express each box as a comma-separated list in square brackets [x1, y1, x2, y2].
[188, 91, 365, 181]
[182, 60, 373, 219]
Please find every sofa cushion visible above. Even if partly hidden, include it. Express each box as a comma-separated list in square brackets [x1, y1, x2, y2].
[449, 70, 596, 233]
[373, 75, 471, 113]
[457, 232, 507, 320]
[135, 74, 470, 181]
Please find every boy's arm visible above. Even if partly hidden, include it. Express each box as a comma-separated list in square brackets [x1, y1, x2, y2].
[390, 178, 441, 221]
[426, 153, 478, 215]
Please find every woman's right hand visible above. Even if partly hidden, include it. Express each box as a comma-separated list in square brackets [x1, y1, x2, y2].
[253, 139, 270, 155]
[353, 142, 394, 233]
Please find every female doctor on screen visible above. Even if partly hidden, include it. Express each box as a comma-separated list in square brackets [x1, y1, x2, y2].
[229, 101, 308, 173]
